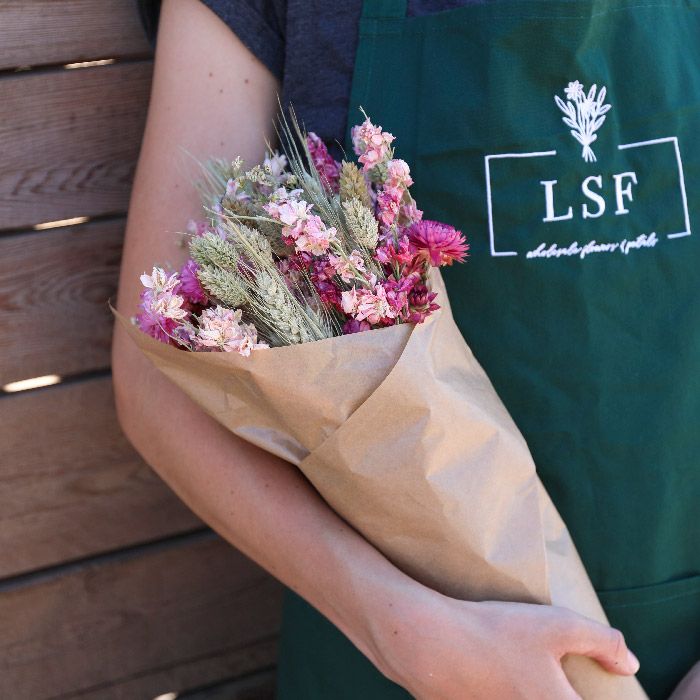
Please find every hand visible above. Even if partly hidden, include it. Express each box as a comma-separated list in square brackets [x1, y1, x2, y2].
[669, 661, 700, 700]
[370, 589, 640, 700]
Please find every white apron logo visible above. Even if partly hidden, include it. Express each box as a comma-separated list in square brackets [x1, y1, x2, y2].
[555, 81, 611, 163]
[484, 78, 691, 259]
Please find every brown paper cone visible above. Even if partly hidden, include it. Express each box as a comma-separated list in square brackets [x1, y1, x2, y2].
[115, 272, 647, 699]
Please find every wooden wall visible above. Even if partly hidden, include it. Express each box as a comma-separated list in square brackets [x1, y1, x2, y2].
[0, 2, 283, 697]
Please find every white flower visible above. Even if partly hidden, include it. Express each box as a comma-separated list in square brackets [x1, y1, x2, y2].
[565, 80, 584, 101]
[152, 291, 188, 321]
[140, 266, 180, 295]
[263, 150, 289, 179]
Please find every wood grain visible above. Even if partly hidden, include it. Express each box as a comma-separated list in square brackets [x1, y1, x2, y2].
[179, 669, 276, 700]
[0, 376, 202, 578]
[0, 62, 152, 230]
[0, 219, 125, 385]
[0, 0, 152, 71]
[0, 534, 283, 700]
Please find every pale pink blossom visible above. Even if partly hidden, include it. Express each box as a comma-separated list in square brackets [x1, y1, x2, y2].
[351, 118, 395, 171]
[376, 189, 401, 227]
[294, 215, 337, 256]
[354, 284, 397, 325]
[151, 291, 188, 321]
[386, 159, 413, 189]
[328, 250, 365, 282]
[341, 286, 360, 315]
[263, 150, 289, 181]
[195, 306, 268, 356]
[225, 178, 251, 201]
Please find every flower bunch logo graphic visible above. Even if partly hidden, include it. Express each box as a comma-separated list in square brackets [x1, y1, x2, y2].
[555, 81, 611, 162]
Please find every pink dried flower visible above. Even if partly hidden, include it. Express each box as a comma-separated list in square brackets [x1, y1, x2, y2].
[294, 215, 337, 256]
[407, 283, 440, 323]
[328, 250, 366, 282]
[376, 189, 402, 228]
[343, 283, 398, 326]
[351, 118, 395, 171]
[187, 219, 210, 237]
[136, 301, 181, 344]
[179, 259, 208, 306]
[408, 220, 469, 266]
[195, 306, 268, 356]
[263, 150, 289, 183]
[386, 159, 413, 189]
[306, 132, 341, 192]
[399, 198, 423, 228]
[375, 235, 414, 266]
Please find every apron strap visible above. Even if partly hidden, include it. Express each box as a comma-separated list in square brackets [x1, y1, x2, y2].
[361, 0, 408, 20]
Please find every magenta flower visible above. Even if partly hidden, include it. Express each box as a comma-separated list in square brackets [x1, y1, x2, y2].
[407, 283, 440, 323]
[306, 132, 341, 192]
[179, 259, 208, 306]
[136, 301, 181, 344]
[342, 318, 371, 335]
[408, 220, 469, 267]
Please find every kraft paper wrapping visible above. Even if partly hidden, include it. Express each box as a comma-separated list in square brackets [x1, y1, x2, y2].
[116, 271, 647, 699]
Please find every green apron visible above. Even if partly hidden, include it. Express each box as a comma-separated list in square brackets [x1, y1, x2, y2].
[276, 1, 700, 697]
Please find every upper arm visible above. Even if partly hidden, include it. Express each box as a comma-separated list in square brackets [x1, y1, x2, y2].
[116, 0, 280, 317]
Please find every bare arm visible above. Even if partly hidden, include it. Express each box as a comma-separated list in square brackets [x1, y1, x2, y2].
[112, 2, 639, 697]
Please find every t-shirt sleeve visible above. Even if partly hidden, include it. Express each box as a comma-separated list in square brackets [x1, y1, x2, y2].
[135, 0, 286, 81]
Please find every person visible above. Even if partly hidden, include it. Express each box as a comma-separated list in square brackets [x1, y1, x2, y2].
[114, 0, 700, 697]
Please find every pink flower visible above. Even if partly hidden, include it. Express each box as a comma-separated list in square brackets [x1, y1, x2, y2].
[307, 132, 341, 192]
[136, 301, 181, 344]
[195, 306, 268, 356]
[376, 189, 401, 228]
[179, 259, 208, 306]
[263, 150, 289, 183]
[351, 118, 395, 171]
[343, 284, 398, 326]
[407, 220, 469, 266]
[386, 159, 413, 189]
[187, 219, 210, 237]
[294, 215, 337, 256]
[398, 199, 423, 228]
[407, 283, 440, 323]
[375, 235, 414, 266]
[328, 250, 366, 282]
[225, 178, 251, 202]
[341, 286, 360, 315]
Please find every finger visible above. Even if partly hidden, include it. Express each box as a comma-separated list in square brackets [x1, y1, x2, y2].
[558, 616, 640, 676]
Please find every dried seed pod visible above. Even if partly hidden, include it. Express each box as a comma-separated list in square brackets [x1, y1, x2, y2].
[342, 198, 379, 250]
[339, 160, 371, 208]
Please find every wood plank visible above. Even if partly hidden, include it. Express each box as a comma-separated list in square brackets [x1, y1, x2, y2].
[0, 377, 202, 578]
[0, 0, 152, 71]
[179, 669, 276, 700]
[0, 220, 124, 385]
[73, 641, 277, 700]
[0, 534, 283, 700]
[0, 62, 152, 230]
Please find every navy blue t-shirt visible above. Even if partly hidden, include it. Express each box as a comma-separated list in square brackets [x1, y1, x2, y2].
[138, 0, 476, 153]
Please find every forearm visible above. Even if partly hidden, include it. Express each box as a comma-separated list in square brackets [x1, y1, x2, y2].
[112, 329, 425, 673]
